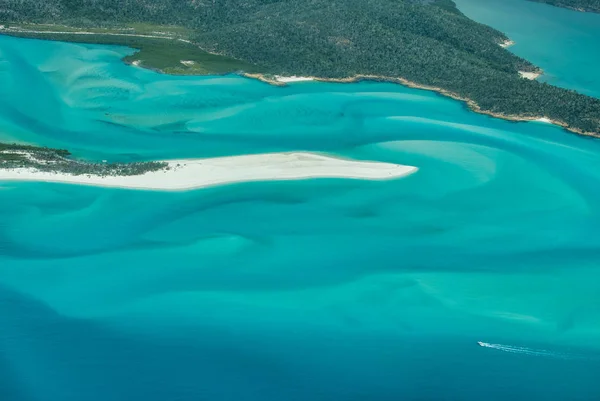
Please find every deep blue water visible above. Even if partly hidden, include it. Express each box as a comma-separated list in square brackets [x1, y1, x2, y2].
[1, 29, 600, 401]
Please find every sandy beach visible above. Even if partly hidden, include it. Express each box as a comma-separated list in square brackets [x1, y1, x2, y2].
[519, 70, 542, 80]
[275, 76, 314, 83]
[0, 152, 417, 191]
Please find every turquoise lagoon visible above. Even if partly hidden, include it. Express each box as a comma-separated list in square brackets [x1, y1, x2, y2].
[0, 33, 600, 401]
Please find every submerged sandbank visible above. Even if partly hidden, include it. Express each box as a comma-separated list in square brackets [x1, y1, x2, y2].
[0, 152, 417, 191]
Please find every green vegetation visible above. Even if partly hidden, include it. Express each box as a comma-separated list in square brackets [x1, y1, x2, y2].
[0, 143, 70, 157]
[0, 143, 167, 176]
[0, 0, 600, 135]
[529, 0, 600, 12]
[0, 26, 263, 75]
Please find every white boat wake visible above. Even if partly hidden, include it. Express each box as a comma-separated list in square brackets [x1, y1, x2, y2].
[477, 341, 576, 360]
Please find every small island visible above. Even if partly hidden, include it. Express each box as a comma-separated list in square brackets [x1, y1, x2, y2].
[0, 150, 418, 191]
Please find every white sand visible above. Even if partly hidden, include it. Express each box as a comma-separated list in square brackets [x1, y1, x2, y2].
[0, 27, 176, 40]
[0, 152, 417, 191]
[535, 117, 552, 124]
[180, 60, 196, 67]
[499, 39, 515, 48]
[519, 71, 542, 80]
[131, 60, 142, 67]
[275, 76, 314, 83]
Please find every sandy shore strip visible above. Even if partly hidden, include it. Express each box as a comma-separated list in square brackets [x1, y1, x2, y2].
[0, 152, 417, 191]
[275, 76, 314, 83]
[519, 70, 542, 80]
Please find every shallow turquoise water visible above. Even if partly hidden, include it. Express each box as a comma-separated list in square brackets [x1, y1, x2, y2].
[454, 0, 600, 98]
[1, 34, 600, 400]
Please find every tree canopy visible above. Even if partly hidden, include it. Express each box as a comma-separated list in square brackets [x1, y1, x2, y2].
[1, 0, 600, 135]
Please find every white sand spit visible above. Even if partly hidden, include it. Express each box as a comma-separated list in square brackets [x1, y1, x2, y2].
[0, 152, 417, 191]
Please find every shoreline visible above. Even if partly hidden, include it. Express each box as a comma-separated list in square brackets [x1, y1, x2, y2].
[2, 28, 595, 137]
[0, 152, 417, 191]
[244, 73, 595, 138]
[0, 25, 187, 41]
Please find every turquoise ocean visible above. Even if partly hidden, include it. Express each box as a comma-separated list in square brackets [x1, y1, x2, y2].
[1, 3, 600, 399]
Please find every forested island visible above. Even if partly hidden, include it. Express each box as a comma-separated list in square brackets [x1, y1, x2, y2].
[1, 0, 600, 137]
[530, 0, 600, 12]
[0, 143, 167, 176]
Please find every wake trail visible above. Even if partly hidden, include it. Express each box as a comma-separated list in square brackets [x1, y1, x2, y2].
[477, 341, 592, 361]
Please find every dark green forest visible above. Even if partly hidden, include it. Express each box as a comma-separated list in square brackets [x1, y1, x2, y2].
[530, 0, 600, 12]
[1, 0, 600, 135]
[0, 143, 167, 176]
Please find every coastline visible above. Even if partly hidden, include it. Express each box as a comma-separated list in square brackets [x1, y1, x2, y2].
[0, 152, 417, 191]
[1, 28, 595, 137]
[244, 73, 596, 137]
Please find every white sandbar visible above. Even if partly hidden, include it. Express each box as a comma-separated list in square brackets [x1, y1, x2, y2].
[0, 152, 417, 191]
